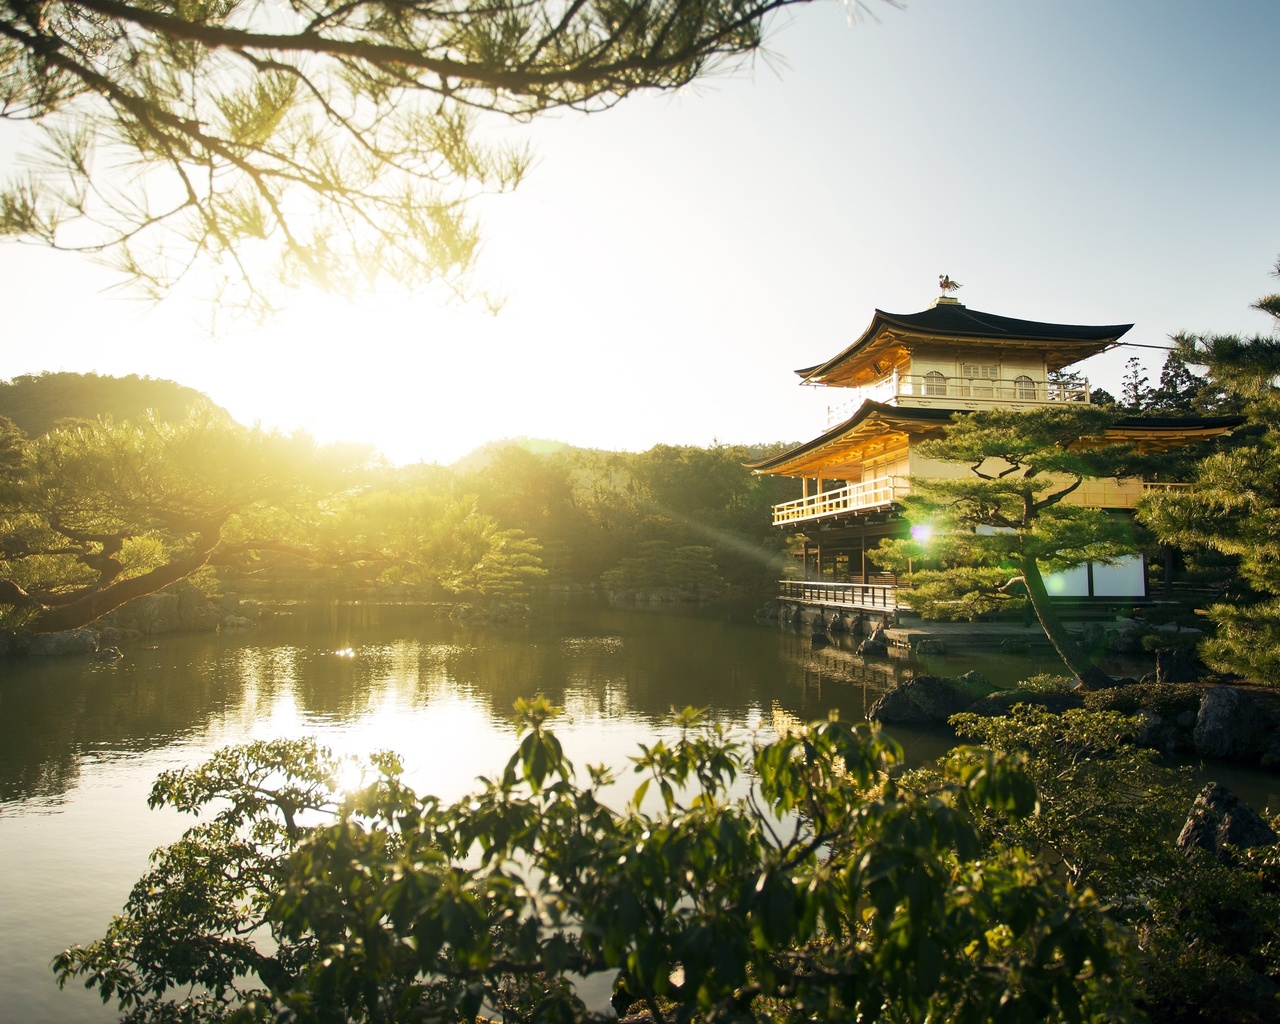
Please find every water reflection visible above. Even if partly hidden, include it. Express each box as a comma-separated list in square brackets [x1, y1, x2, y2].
[2, 600, 1097, 810]
[0, 598, 1170, 1024]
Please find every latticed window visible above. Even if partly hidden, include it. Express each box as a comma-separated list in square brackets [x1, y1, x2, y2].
[924, 371, 947, 396]
[1014, 375, 1037, 400]
[961, 363, 998, 397]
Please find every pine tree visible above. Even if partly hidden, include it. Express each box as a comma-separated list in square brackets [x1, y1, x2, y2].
[1139, 256, 1280, 681]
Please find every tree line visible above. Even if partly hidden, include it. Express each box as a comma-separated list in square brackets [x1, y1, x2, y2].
[0, 372, 797, 635]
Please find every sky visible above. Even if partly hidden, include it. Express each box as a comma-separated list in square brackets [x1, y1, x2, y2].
[2, 0, 1278, 465]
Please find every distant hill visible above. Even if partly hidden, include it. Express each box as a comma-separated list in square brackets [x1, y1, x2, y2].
[449, 437, 803, 473]
[449, 436, 587, 472]
[0, 371, 228, 436]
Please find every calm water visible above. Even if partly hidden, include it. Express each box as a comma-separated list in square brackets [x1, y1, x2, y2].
[0, 598, 1257, 1023]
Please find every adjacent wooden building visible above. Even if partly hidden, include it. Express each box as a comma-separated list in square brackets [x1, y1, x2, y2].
[748, 296, 1239, 617]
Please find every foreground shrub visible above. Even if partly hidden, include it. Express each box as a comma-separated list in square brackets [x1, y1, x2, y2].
[56, 700, 1135, 1023]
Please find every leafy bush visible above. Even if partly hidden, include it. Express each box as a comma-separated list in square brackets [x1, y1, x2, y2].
[56, 701, 1133, 1023]
[936, 705, 1280, 1023]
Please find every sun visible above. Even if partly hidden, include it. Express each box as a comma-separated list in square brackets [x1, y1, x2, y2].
[190, 290, 527, 465]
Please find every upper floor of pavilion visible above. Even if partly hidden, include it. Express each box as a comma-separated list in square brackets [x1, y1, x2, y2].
[798, 296, 1131, 424]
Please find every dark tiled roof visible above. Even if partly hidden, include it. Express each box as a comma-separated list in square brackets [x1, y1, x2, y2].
[796, 303, 1133, 380]
[873, 304, 1132, 343]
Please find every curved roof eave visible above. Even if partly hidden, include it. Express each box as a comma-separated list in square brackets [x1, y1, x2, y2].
[744, 401, 956, 474]
[796, 305, 1134, 382]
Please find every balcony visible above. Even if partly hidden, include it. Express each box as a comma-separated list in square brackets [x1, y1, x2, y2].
[825, 371, 1090, 427]
[772, 475, 905, 525]
[777, 579, 902, 611]
[771, 476, 1192, 526]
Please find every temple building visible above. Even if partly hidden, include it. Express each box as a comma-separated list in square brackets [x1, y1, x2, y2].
[747, 295, 1241, 617]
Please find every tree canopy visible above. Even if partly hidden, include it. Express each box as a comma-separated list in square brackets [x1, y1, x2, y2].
[1138, 256, 1280, 682]
[875, 405, 1146, 689]
[0, 412, 547, 632]
[0, 371, 224, 435]
[0, 0, 838, 316]
[55, 700, 1135, 1023]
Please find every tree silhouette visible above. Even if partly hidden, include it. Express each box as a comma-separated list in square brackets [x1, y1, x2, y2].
[0, 0, 865, 316]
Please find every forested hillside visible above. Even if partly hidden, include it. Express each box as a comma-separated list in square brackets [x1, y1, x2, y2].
[0, 371, 226, 435]
[0, 373, 800, 633]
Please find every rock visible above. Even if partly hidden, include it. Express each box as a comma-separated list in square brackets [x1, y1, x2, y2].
[754, 599, 779, 622]
[953, 670, 997, 695]
[93, 646, 123, 661]
[1078, 622, 1108, 650]
[857, 626, 889, 657]
[1108, 630, 1144, 655]
[1194, 686, 1267, 761]
[828, 611, 857, 634]
[1156, 646, 1201, 684]
[1177, 782, 1278, 862]
[110, 591, 180, 634]
[965, 690, 1086, 717]
[868, 676, 975, 725]
[222, 615, 255, 630]
[96, 626, 128, 647]
[1133, 708, 1163, 746]
[29, 629, 99, 657]
[175, 582, 222, 632]
[915, 638, 947, 655]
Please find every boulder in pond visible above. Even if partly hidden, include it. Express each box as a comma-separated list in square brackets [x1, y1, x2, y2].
[1194, 686, 1267, 761]
[857, 625, 889, 657]
[29, 629, 99, 657]
[1177, 782, 1278, 863]
[868, 676, 975, 725]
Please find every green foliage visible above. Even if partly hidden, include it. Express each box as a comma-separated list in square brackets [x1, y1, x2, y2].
[323, 477, 547, 600]
[1145, 351, 1232, 416]
[929, 704, 1280, 1024]
[942, 707, 1194, 899]
[0, 410, 372, 630]
[874, 406, 1144, 685]
[454, 441, 793, 593]
[55, 701, 1136, 1023]
[1138, 256, 1280, 682]
[0, 0, 855, 317]
[0, 372, 226, 437]
[1120, 356, 1153, 413]
[600, 539, 727, 594]
[0, 413, 553, 629]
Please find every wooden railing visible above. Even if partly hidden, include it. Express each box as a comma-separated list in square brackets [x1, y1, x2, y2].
[772, 476, 1193, 525]
[778, 579, 901, 611]
[825, 373, 1090, 425]
[772, 475, 904, 525]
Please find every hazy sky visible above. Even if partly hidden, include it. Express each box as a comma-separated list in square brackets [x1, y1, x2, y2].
[2, 0, 1277, 464]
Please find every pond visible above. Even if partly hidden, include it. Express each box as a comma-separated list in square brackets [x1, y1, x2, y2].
[0, 597, 1247, 1023]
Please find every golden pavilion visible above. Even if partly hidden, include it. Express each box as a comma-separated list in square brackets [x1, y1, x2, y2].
[748, 294, 1241, 616]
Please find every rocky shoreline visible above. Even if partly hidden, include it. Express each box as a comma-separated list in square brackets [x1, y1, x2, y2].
[870, 673, 1280, 773]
